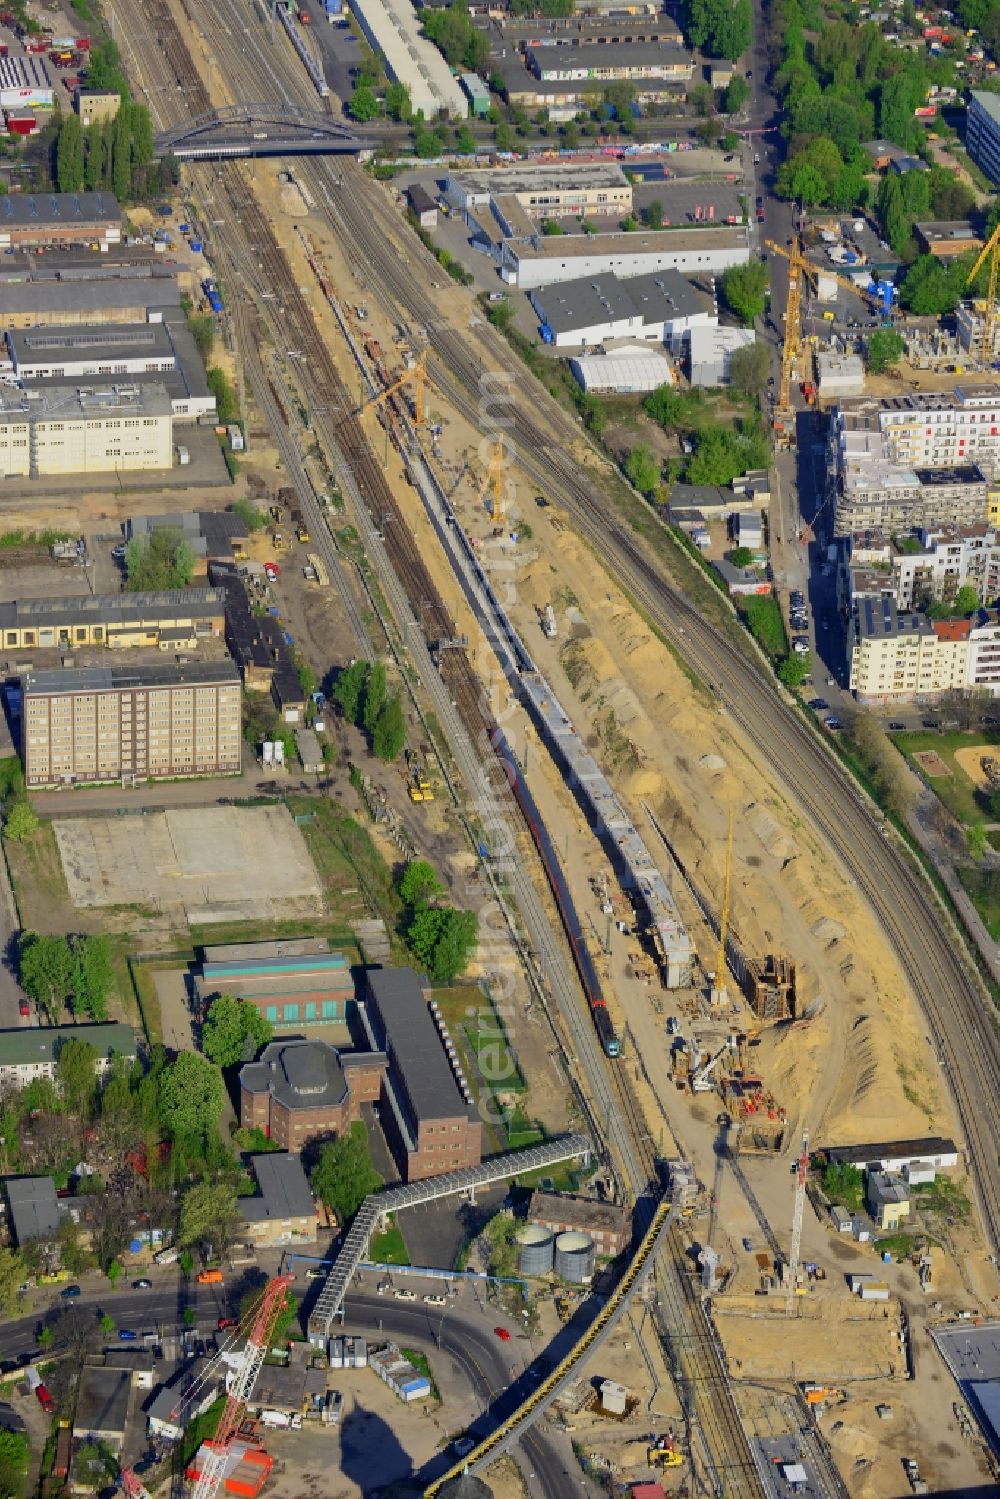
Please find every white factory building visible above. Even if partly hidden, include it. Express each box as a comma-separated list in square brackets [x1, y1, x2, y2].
[570, 345, 676, 393]
[349, 0, 466, 117]
[5, 324, 176, 381]
[689, 325, 756, 387]
[500, 226, 751, 290]
[0, 384, 174, 478]
[531, 268, 715, 350]
[445, 162, 632, 221]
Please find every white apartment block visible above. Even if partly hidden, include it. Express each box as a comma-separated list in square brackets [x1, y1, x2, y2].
[849, 594, 1000, 701]
[830, 420, 993, 534]
[0, 385, 173, 478]
[0, 1023, 136, 1090]
[22, 662, 242, 787]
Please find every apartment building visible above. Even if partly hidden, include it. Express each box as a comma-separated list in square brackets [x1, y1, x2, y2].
[830, 409, 998, 533]
[0, 384, 173, 478]
[967, 90, 1000, 188]
[21, 661, 242, 787]
[0, 1022, 136, 1090]
[835, 390, 1000, 473]
[0, 588, 226, 653]
[849, 596, 971, 702]
[840, 524, 997, 611]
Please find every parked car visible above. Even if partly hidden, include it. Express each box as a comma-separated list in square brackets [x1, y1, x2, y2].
[305, 1267, 327, 1280]
[133, 1279, 152, 1290]
[61, 1285, 81, 1298]
[394, 1288, 416, 1302]
[808, 698, 829, 710]
[423, 1293, 446, 1306]
[824, 715, 842, 730]
[742, 1238, 753, 1252]
[195, 1269, 223, 1285]
[18, 999, 30, 1016]
[118, 1329, 137, 1341]
[111, 543, 126, 561]
[217, 1317, 238, 1331]
[494, 1326, 511, 1341]
[888, 721, 906, 732]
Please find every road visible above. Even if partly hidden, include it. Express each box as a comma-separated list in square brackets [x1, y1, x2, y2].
[3, 1281, 577, 1499]
[0, 844, 29, 1029]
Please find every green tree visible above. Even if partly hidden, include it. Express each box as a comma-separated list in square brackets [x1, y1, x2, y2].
[724, 74, 750, 113]
[179, 1181, 238, 1255]
[361, 660, 387, 735]
[425, 907, 478, 983]
[3, 800, 37, 842]
[455, 126, 476, 155]
[71, 935, 115, 1022]
[56, 113, 84, 193]
[37, 1326, 53, 1350]
[730, 546, 754, 567]
[494, 122, 514, 152]
[0, 1247, 26, 1317]
[953, 583, 981, 615]
[822, 1161, 863, 1211]
[309, 1123, 382, 1225]
[624, 443, 661, 495]
[231, 498, 266, 532]
[540, 218, 564, 236]
[865, 328, 905, 373]
[645, 198, 664, 229]
[333, 659, 368, 725]
[778, 651, 811, 687]
[100, 1313, 115, 1336]
[687, 425, 769, 485]
[158, 1051, 226, 1149]
[350, 84, 379, 122]
[131, 104, 154, 167]
[19, 933, 74, 1021]
[729, 339, 770, 397]
[720, 259, 769, 325]
[125, 527, 195, 591]
[384, 81, 411, 121]
[201, 995, 273, 1068]
[106, 1259, 124, 1288]
[56, 1037, 99, 1117]
[183, 1305, 197, 1326]
[398, 859, 443, 907]
[111, 108, 131, 199]
[0, 1429, 29, 1498]
[688, 0, 752, 58]
[372, 693, 406, 761]
[899, 252, 972, 316]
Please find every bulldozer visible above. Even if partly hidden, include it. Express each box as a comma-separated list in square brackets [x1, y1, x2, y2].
[647, 1435, 684, 1469]
[408, 766, 434, 803]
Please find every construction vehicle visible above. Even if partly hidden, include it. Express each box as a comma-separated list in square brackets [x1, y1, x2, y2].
[966, 222, 1000, 361]
[269, 504, 284, 523]
[647, 1435, 684, 1469]
[982, 755, 1000, 788]
[365, 349, 428, 427]
[296, 524, 311, 543]
[408, 766, 434, 803]
[691, 1036, 736, 1093]
[803, 1384, 845, 1406]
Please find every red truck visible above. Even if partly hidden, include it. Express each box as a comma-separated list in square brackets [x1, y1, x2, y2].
[35, 1384, 54, 1414]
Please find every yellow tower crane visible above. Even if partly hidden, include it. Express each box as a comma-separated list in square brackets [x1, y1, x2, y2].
[710, 808, 734, 1007]
[366, 349, 429, 426]
[478, 438, 509, 523]
[966, 223, 1000, 363]
[765, 238, 884, 444]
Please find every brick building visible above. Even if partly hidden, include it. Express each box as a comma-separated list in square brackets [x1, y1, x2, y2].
[360, 968, 482, 1182]
[239, 1039, 384, 1153]
[197, 939, 355, 1028]
[527, 1190, 630, 1256]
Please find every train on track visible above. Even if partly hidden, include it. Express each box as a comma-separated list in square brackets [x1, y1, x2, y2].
[490, 728, 620, 1059]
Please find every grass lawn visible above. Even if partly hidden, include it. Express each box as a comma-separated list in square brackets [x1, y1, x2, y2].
[738, 596, 788, 660]
[893, 728, 1000, 826]
[400, 1348, 440, 1401]
[957, 864, 1000, 939]
[5, 819, 72, 931]
[873, 1232, 918, 1259]
[369, 1217, 410, 1266]
[287, 795, 403, 935]
[911, 1175, 972, 1222]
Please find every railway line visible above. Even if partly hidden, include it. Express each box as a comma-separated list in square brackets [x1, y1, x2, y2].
[125, 5, 822, 1493]
[305, 164, 1000, 1267]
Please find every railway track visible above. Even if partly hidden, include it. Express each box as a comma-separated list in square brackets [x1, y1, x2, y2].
[308, 164, 1000, 1266]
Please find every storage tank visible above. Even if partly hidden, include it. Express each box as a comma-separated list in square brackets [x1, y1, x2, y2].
[554, 1231, 595, 1284]
[518, 1223, 554, 1277]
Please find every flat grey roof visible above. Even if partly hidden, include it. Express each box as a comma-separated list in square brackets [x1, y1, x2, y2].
[0, 192, 121, 229]
[0, 382, 172, 422]
[4, 1175, 62, 1242]
[23, 660, 240, 696]
[0, 279, 181, 314]
[73, 1364, 131, 1438]
[0, 1021, 135, 1066]
[241, 1153, 316, 1222]
[529, 39, 691, 67]
[532, 274, 637, 333]
[129, 510, 247, 543]
[854, 597, 932, 643]
[622, 267, 713, 319]
[365, 967, 472, 1123]
[0, 587, 224, 632]
[515, 225, 747, 260]
[9, 321, 175, 366]
[449, 161, 628, 195]
[822, 1135, 958, 1164]
[914, 220, 980, 241]
[972, 89, 1000, 128]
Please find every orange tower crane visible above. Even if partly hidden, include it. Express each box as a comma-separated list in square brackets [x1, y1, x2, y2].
[366, 350, 429, 426]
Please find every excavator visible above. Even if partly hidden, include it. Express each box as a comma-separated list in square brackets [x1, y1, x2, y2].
[647, 1434, 685, 1469]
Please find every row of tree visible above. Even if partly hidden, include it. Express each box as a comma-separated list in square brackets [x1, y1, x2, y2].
[18, 932, 116, 1022]
[332, 658, 406, 762]
[55, 100, 154, 198]
[396, 858, 479, 984]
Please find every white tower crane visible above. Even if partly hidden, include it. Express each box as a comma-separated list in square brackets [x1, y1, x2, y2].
[786, 1130, 809, 1314]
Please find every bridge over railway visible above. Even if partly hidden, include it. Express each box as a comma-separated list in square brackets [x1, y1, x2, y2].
[155, 104, 367, 159]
